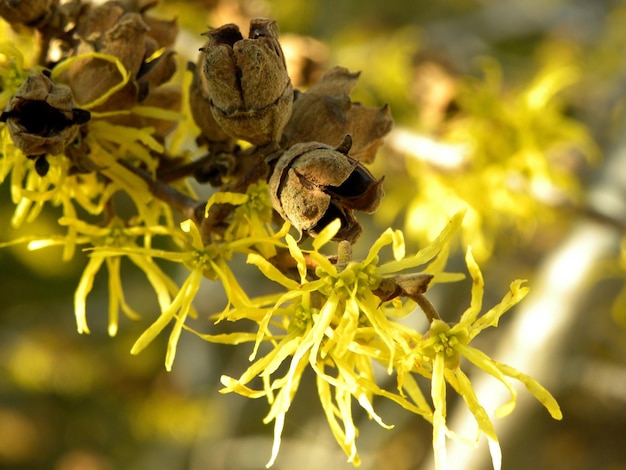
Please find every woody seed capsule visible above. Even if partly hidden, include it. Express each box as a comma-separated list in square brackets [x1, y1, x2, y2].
[269, 137, 383, 242]
[200, 18, 293, 145]
[0, 71, 90, 161]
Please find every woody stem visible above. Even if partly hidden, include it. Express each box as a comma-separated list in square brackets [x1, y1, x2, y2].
[414, 293, 441, 323]
[120, 161, 204, 224]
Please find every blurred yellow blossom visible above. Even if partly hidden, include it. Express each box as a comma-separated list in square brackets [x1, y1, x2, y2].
[381, 52, 598, 261]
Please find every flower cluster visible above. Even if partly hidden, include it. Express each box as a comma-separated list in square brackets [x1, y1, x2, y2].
[0, 5, 562, 470]
[207, 211, 561, 469]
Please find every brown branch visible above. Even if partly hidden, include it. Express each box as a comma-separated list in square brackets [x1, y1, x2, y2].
[119, 161, 205, 225]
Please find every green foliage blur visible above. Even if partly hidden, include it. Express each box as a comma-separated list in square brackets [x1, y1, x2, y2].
[2, 0, 626, 469]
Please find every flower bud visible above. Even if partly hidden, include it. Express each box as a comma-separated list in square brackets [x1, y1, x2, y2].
[269, 136, 383, 242]
[281, 66, 393, 163]
[200, 18, 293, 145]
[0, 71, 90, 162]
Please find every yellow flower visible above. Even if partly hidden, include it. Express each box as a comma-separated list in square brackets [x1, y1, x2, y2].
[223, 181, 275, 243]
[68, 217, 181, 337]
[409, 247, 563, 470]
[95, 217, 252, 371]
[95, 186, 288, 371]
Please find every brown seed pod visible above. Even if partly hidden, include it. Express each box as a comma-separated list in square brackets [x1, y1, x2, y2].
[281, 66, 393, 163]
[200, 18, 293, 145]
[0, 71, 90, 160]
[269, 136, 384, 242]
[0, 0, 54, 26]
[188, 57, 234, 145]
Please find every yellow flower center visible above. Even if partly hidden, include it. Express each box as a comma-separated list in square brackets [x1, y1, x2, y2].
[421, 319, 469, 369]
[102, 226, 132, 248]
[316, 261, 380, 299]
[288, 304, 314, 334]
[245, 182, 273, 220]
[186, 244, 224, 279]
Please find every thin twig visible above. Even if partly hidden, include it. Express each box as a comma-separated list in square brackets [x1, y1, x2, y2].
[414, 293, 442, 323]
[119, 161, 204, 224]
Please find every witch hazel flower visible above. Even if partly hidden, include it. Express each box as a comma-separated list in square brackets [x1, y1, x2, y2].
[408, 247, 563, 470]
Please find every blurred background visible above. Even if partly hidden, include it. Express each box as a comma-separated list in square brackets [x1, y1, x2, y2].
[2, 0, 626, 469]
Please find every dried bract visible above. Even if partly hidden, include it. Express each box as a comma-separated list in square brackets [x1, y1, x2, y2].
[374, 273, 434, 303]
[65, 12, 149, 108]
[0, 0, 53, 26]
[269, 137, 384, 242]
[63, 5, 180, 137]
[200, 18, 293, 145]
[0, 71, 90, 163]
[281, 66, 393, 163]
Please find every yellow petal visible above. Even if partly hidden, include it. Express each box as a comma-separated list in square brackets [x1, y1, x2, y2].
[212, 258, 251, 314]
[130, 269, 202, 357]
[263, 354, 309, 467]
[128, 254, 177, 312]
[363, 228, 392, 266]
[391, 229, 406, 261]
[312, 217, 341, 251]
[219, 375, 266, 398]
[240, 335, 301, 386]
[431, 353, 448, 470]
[325, 295, 359, 359]
[165, 270, 202, 371]
[187, 331, 258, 344]
[285, 234, 308, 283]
[357, 392, 393, 430]
[317, 373, 352, 457]
[179, 219, 203, 248]
[74, 256, 105, 334]
[106, 257, 121, 336]
[247, 253, 300, 290]
[445, 368, 498, 441]
[204, 191, 249, 218]
[266, 412, 285, 468]
[471, 279, 529, 334]
[445, 370, 502, 470]
[496, 363, 562, 420]
[456, 343, 517, 418]
[378, 209, 465, 275]
[458, 247, 484, 325]
[397, 372, 433, 419]
[51, 51, 131, 109]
